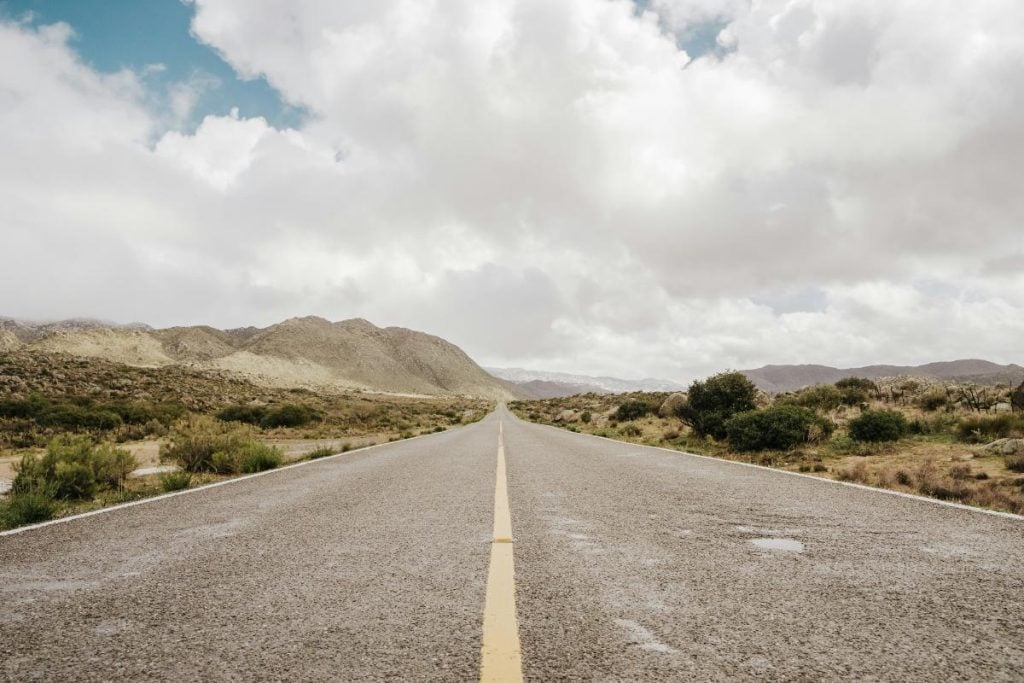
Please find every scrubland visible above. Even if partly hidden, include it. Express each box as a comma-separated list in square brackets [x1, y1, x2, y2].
[511, 374, 1024, 515]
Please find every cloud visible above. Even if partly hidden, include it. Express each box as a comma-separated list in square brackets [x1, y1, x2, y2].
[1, 1, 1023, 382]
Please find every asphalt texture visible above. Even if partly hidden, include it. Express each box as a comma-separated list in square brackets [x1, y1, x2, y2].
[3, 405, 1024, 681]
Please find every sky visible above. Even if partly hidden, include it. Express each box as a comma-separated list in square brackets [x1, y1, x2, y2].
[0, 0, 1022, 383]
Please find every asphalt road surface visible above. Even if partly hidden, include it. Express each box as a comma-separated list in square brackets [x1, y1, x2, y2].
[2, 405, 1023, 681]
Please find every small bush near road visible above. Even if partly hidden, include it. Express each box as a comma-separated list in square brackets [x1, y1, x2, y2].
[158, 470, 191, 492]
[161, 416, 281, 473]
[849, 410, 908, 443]
[614, 400, 650, 422]
[307, 446, 337, 459]
[216, 404, 267, 425]
[1006, 456, 1024, 473]
[259, 404, 318, 429]
[679, 372, 758, 440]
[726, 405, 834, 452]
[238, 443, 283, 473]
[13, 435, 136, 500]
[955, 414, 1024, 444]
[0, 491, 56, 529]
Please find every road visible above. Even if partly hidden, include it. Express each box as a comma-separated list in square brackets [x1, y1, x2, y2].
[2, 405, 1023, 681]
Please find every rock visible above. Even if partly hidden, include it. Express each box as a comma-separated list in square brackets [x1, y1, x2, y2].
[659, 393, 687, 418]
[984, 438, 1024, 456]
[555, 409, 579, 423]
[992, 402, 1013, 413]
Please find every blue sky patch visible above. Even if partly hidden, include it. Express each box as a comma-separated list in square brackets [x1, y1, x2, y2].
[0, 0, 305, 130]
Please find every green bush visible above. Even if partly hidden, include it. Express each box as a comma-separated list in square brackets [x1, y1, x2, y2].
[307, 446, 337, 459]
[614, 400, 650, 422]
[620, 424, 642, 437]
[0, 492, 55, 529]
[849, 410, 908, 442]
[215, 404, 267, 425]
[161, 416, 262, 473]
[13, 436, 136, 500]
[835, 377, 876, 406]
[259, 404, 317, 429]
[1012, 381, 1024, 413]
[580, 411, 592, 424]
[955, 414, 1024, 443]
[680, 372, 758, 440]
[725, 405, 833, 452]
[792, 385, 842, 412]
[917, 391, 949, 412]
[158, 470, 191, 492]
[238, 444, 283, 473]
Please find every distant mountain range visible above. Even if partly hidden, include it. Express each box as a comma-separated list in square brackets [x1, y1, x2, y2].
[0, 316, 518, 400]
[486, 367, 685, 399]
[741, 360, 1024, 393]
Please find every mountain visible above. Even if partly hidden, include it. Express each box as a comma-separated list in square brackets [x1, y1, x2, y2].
[3, 316, 518, 400]
[487, 367, 686, 398]
[742, 359, 1024, 393]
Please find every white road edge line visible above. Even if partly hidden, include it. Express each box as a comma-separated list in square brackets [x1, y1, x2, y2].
[526, 419, 1024, 522]
[0, 424, 466, 538]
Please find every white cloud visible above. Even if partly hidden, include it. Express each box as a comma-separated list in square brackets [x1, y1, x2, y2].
[1, 1, 1023, 383]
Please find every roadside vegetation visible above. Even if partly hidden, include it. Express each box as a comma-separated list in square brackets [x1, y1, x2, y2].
[511, 373, 1024, 515]
[0, 349, 491, 529]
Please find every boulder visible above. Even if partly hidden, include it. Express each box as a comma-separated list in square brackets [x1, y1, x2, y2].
[659, 393, 687, 418]
[555, 409, 579, 423]
[984, 438, 1024, 456]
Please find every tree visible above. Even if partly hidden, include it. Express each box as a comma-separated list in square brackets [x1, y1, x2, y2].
[679, 371, 758, 440]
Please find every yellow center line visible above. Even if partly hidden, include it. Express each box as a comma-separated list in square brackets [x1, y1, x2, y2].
[480, 420, 524, 683]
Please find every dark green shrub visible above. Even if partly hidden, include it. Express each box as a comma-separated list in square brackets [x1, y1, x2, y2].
[158, 470, 191, 492]
[1012, 381, 1024, 413]
[0, 492, 55, 529]
[793, 385, 842, 412]
[238, 444, 282, 473]
[13, 436, 136, 500]
[725, 405, 833, 452]
[580, 411, 592, 424]
[835, 377, 876, 406]
[260, 403, 317, 429]
[679, 372, 758, 439]
[917, 391, 948, 412]
[849, 410, 908, 442]
[216, 404, 268, 425]
[161, 416, 260, 473]
[614, 400, 650, 422]
[955, 414, 1024, 443]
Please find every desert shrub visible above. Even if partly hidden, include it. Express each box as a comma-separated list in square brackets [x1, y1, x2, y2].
[835, 377, 876, 406]
[725, 406, 833, 452]
[1012, 381, 1024, 413]
[836, 460, 870, 483]
[260, 404, 318, 429]
[159, 470, 191, 492]
[955, 414, 1024, 443]
[679, 372, 758, 440]
[620, 424, 642, 437]
[13, 435, 136, 501]
[580, 411, 592, 424]
[0, 492, 56, 529]
[215, 404, 268, 425]
[211, 451, 238, 474]
[792, 385, 842, 412]
[307, 446, 336, 459]
[238, 443, 283, 473]
[161, 416, 262, 473]
[1006, 456, 1024, 473]
[614, 400, 650, 422]
[917, 391, 949, 412]
[848, 410, 908, 442]
[949, 464, 973, 480]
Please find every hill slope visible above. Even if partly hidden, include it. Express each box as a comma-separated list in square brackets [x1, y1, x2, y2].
[742, 359, 1024, 393]
[5, 317, 517, 399]
[487, 367, 686, 398]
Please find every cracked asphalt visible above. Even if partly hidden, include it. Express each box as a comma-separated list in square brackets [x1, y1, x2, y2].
[2, 405, 1023, 681]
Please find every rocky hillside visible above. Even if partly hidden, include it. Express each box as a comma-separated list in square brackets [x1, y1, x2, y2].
[2, 317, 518, 400]
[743, 359, 1024, 393]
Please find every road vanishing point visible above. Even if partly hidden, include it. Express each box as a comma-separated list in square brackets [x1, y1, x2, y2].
[2, 405, 1023, 681]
